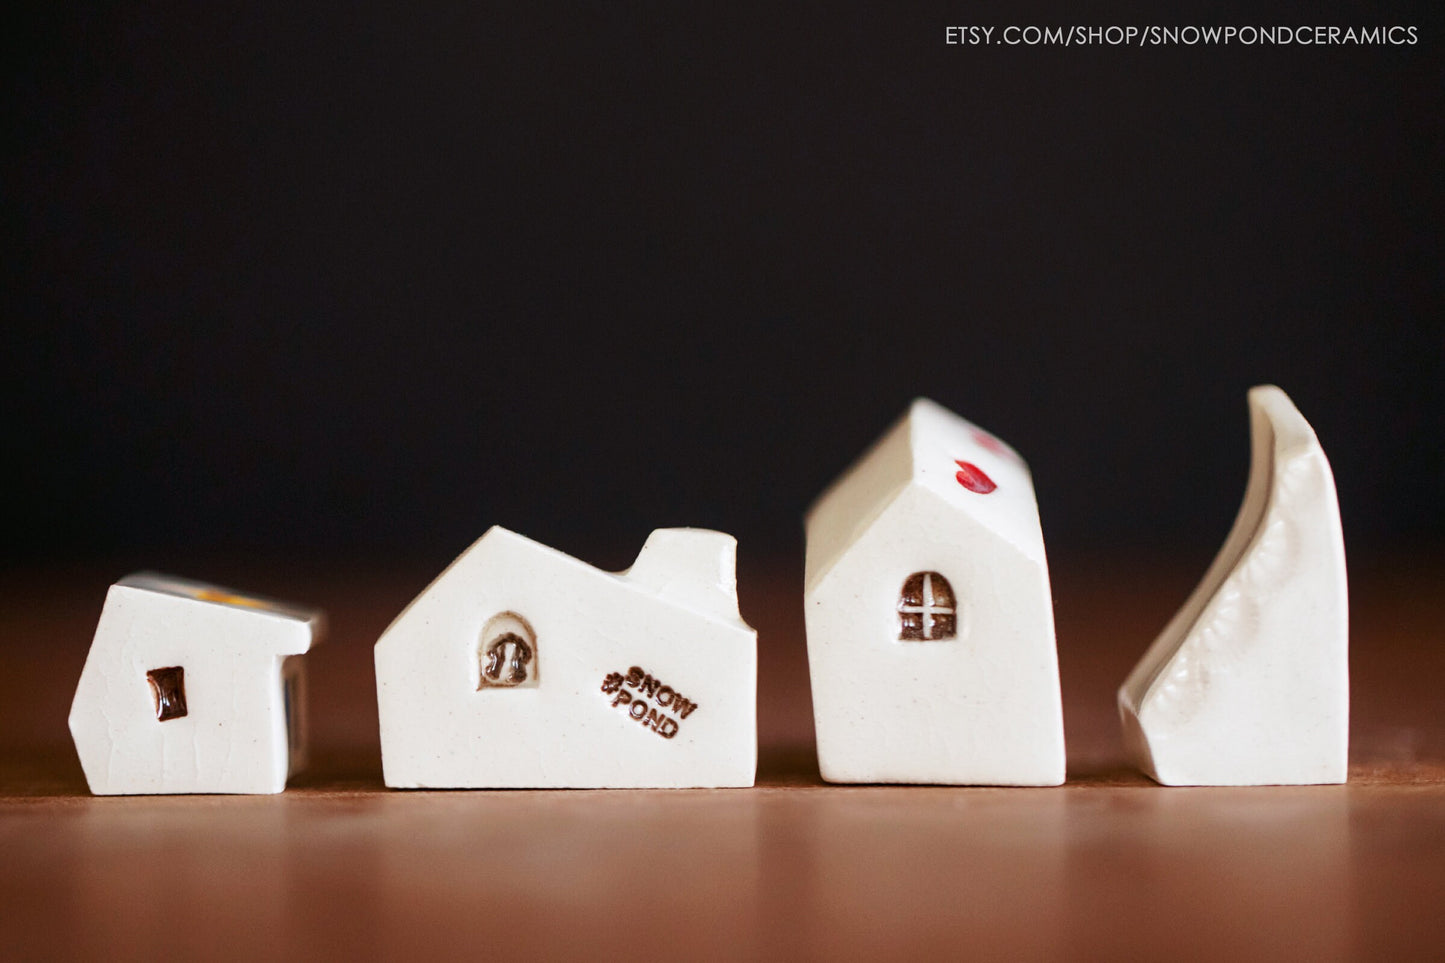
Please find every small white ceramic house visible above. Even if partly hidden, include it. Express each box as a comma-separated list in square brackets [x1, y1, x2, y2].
[804, 398, 1066, 785]
[1118, 385, 1348, 786]
[374, 526, 757, 789]
[69, 573, 324, 795]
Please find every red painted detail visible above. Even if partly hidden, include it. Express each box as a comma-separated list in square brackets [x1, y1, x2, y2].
[954, 461, 997, 494]
[971, 428, 1010, 458]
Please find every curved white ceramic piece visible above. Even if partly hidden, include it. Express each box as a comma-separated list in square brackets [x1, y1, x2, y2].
[374, 527, 757, 789]
[68, 573, 324, 795]
[1119, 385, 1349, 786]
[804, 398, 1066, 785]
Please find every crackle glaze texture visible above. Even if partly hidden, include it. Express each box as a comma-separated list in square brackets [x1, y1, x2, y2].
[68, 574, 323, 795]
[1118, 385, 1349, 786]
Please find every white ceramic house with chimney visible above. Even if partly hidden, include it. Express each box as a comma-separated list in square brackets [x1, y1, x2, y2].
[69, 573, 324, 795]
[374, 526, 757, 789]
[804, 398, 1066, 785]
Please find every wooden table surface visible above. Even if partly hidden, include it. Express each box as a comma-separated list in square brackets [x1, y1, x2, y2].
[2, 555, 1442, 960]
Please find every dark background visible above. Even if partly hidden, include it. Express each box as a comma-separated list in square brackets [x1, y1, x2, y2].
[4, 3, 1441, 573]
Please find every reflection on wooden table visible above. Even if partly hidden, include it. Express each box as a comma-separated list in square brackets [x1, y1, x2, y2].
[1, 555, 1441, 959]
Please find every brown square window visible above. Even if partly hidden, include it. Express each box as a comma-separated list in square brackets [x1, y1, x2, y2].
[146, 666, 188, 721]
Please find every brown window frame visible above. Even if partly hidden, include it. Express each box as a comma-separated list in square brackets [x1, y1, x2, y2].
[146, 666, 188, 721]
[898, 572, 957, 641]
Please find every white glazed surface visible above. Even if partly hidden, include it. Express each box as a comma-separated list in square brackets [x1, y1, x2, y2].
[68, 575, 321, 795]
[374, 527, 758, 789]
[804, 399, 1066, 785]
[1118, 385, 1349, 786]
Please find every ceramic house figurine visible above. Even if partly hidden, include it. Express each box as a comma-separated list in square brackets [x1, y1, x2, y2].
[804, 398, 1066, 785]
[374, 526, 757, 789]
[1118, 386, 1348, 786]
[69, 573, 324, 795]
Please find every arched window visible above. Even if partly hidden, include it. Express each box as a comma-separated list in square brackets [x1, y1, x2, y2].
[898, 572, 956, 641]
[478, 612, 538, 689]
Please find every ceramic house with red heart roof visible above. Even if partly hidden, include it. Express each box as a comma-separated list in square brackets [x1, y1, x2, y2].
[804, 398, 1066, 785]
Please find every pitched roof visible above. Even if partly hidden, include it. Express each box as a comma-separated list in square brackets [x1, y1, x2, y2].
[114, 572, 323, 653]
[805, 398, 1047, 594]
[378, 526, 750, 648]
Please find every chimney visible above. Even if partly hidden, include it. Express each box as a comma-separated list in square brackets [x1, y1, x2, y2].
[622, 528, 741, 621]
